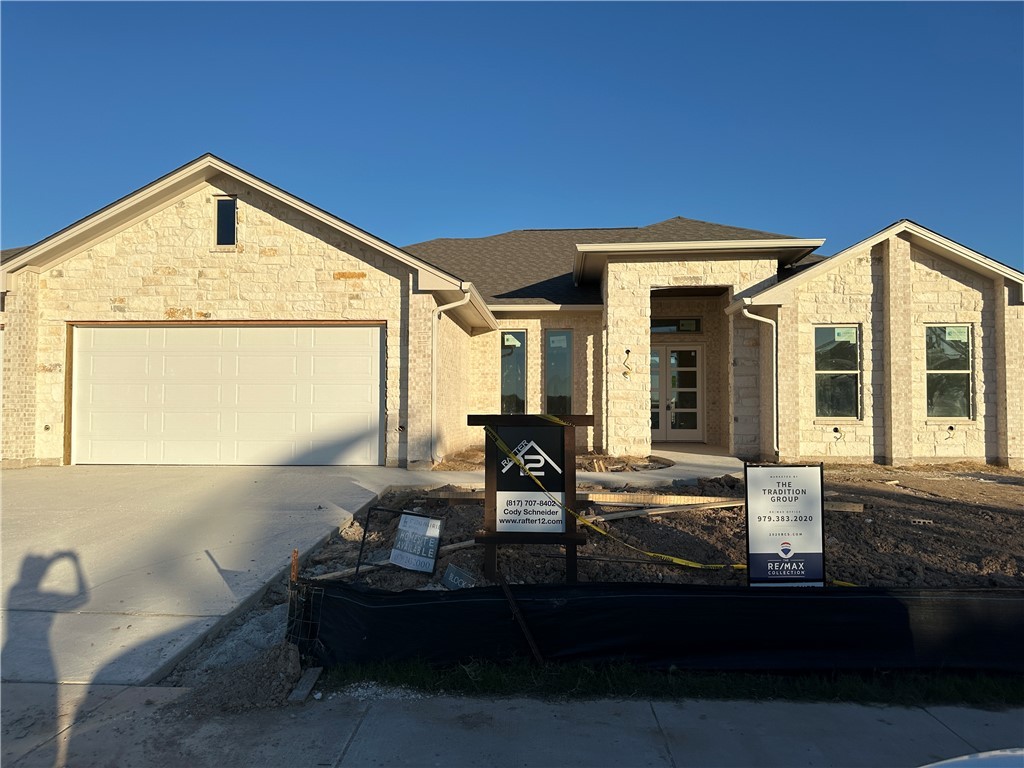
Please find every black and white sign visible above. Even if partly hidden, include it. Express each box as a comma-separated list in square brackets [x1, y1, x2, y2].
[745, 464, 825, 587]
[441, 563, 476, 590]
[493, 426, 565, 532]
[389, 514, 443, 573]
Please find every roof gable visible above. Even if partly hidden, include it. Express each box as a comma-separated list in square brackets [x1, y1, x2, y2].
[1, 154, 496, 329]
[742, 219, 1024, 307]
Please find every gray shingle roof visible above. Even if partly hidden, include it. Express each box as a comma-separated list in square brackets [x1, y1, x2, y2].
[404, 216, 797, 305]
[1, 247, 29, 265]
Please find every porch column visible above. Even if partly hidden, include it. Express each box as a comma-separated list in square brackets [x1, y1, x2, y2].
[882, 235, 914, 464]
[604, 263, 651, 457]
[728, 310, 762, 459]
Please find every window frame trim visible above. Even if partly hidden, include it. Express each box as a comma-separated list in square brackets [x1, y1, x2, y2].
[499, 329, 528, 415]
[813, 323, 862, 420]
[543, 328, 573, 416]
[214, 195, 238, 248]
[924, 323, 974, 420]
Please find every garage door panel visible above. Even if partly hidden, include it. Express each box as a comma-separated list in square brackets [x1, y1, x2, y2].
[238, 327, 299, 347]
[312, 383, 377, 406]
[235, 412, 297, 433]
[88, 327, 151, 348]
[163, 355, 223, 377]
[73, 325, 383, 466]
[237, 356, 299, 376]
[235, 383, 298, 405]
[89, 383, 149, 405]
[163, 384, 223, 405]
[313, 355, 374, 376]
[162, 412, 222, 434]
[90, 412, 149, 434]
[91, 354, 150, 377]
[164, 327, 224, 347]
[89, 440, 149, 462]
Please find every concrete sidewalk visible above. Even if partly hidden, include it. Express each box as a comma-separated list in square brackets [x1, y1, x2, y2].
[4, 682, 1021, 768]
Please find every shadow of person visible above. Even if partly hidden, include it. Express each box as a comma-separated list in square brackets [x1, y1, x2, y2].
[2, 551, 88, 768]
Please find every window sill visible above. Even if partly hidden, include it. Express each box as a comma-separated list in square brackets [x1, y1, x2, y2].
[210, 246, 238, 252]
[813, 418, 862, 424]
[925, 419, 975, 425]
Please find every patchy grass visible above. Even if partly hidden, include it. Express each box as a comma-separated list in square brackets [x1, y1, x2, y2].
[321, 659, 1024, 708]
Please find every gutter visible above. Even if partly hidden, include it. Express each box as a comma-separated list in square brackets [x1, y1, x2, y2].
[431, 284, 473, 463]
[736, 299, 780, 457]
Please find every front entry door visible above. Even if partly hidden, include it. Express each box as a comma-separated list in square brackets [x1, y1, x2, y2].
[650, 346, 703, 442]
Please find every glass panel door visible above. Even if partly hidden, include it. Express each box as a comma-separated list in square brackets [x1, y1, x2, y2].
[651, 348, 665, 441]
[651, 345, 703, 442]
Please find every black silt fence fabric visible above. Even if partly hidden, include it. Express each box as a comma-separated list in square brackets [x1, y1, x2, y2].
[287, 581, 1024, 672]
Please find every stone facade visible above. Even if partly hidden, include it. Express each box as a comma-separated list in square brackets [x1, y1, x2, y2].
[778, 234, 1023, 467]
[4, 162, 1020, 470]
[1, 180, 441, 467]
[603, 256, 778, 458]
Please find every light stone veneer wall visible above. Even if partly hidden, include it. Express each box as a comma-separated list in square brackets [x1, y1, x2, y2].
[780, 234, 1022, 466]
[604, 256, 778, 458]
[780, 244, 883, 462]
[1, 179, 437, 467]
[909, 245, 995, 461]
[433, 311, 476, 460]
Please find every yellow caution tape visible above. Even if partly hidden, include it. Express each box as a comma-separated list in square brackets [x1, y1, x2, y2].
[483, 425, 744, 571]
[482, 425, 857, 586]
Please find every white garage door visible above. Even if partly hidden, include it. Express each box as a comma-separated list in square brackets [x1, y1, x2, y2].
[72, 325, 384, 466]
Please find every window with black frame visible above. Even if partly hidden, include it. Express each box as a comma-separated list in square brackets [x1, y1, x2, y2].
[500, 331, 526, 415]
[814, 326, 860, 418]
[544, 330, 572, 415]
[215, 197, 237, 246]
[926, 325, 972, 418]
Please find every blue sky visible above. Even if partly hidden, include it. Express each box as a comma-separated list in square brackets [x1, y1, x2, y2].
[2, 2, 1022, 268]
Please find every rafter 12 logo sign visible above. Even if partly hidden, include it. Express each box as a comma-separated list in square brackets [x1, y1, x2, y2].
[494, 426, 565, 532]
[501, 439, 563, 479]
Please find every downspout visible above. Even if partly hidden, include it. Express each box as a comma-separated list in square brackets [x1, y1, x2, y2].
[431, 285, 472, 464]
[739, 299, 780, 457]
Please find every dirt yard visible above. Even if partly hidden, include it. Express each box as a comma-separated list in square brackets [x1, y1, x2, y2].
[160, 460, 1022, 715]
[302, 461, 1024, 591]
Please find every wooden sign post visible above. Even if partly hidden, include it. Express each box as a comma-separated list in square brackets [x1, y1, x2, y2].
[468, 415, 594, 583]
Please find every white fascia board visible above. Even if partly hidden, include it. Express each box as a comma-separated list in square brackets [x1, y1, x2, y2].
[573, 239, 825, 285]
[575, 239, 825, 254]
[464, 283, 499, 330]
[900, 222, 1024, 287]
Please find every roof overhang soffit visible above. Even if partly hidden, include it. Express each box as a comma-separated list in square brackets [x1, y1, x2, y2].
[573, 239, 826, 286]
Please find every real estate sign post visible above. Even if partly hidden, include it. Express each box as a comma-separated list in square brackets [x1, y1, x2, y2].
[745, 464, 826, 587]
[468, 414, 593, 583]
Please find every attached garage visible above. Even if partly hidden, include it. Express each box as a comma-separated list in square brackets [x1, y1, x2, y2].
[71, 324, 384, 466]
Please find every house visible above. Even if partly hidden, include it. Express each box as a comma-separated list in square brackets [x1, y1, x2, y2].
[2, 154, 1021, 469]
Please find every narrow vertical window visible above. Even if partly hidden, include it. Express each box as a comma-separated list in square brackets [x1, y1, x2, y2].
[926, 325, 972, 418]
[500, 331, 526, 415]
[544, 330, 573, 415]
[216, 197, 237, 246]
[814, 326, 860, 418]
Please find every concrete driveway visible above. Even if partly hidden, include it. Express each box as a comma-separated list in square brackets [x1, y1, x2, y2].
[0, 464, 480, 687]
[0, 450, 739, 687]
